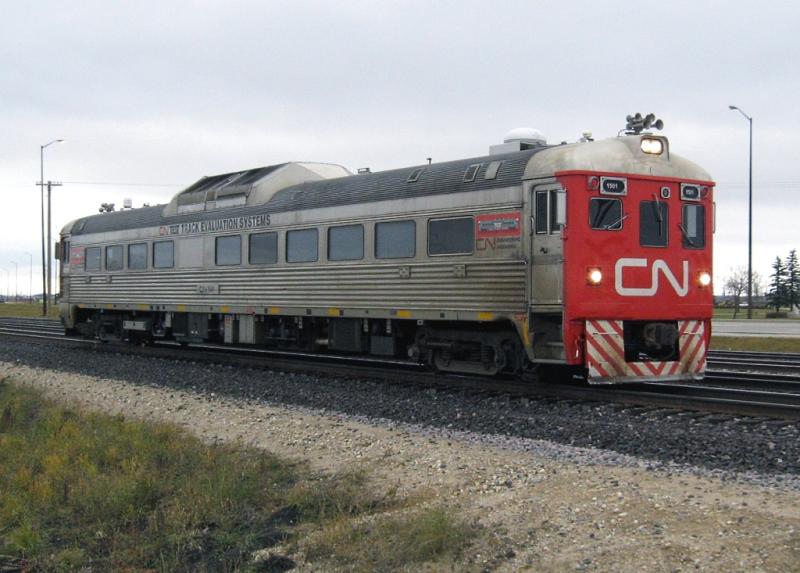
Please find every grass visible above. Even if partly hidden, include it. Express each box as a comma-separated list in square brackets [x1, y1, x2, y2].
[710, 336, 800, 353]
[0, 380, 480, 572]
[303, 505, 480, 572]
[713, 307, 799, 320]
[0, 302, 58, 318]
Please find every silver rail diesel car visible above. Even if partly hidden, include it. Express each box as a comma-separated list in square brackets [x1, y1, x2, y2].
[59, 123, 713, 381]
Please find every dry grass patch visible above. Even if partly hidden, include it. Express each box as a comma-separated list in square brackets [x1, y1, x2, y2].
[302, 505, 481, 572]
[0, 380, 485, 572]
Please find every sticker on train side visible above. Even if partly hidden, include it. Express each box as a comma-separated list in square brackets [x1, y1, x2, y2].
[476, 211, 522, 251]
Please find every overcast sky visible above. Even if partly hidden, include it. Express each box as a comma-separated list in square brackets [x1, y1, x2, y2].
[1, 0, 798, 296]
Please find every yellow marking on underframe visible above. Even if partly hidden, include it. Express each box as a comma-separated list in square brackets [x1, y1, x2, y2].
[268, 307, 281, 315]
[522, 317, 531, 347]
[327, 307, 341, 317]
[477, 312, 495, 321]
[137, 304, 148, 311]
[220, 306, 231, 313]
[396, 310, 412, 319]
[105, 304, 113, 309]
[177, 304, 187, 312]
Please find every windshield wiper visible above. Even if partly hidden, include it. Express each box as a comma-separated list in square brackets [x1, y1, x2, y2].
[678, 223, 696, 247]
[603, 213, 628, 230]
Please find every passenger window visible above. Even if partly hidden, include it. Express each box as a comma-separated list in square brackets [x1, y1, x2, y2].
[640, 201, 669, 247]
[375, 220, 415, 259]
[63, 241, 70, 263]
[249, 232, 278, 264]
[215, 235, 241, 266]
[328, 224, 364, 261]
[105, 245, 123, 271]
[589, 198, 624, 230]
[428, 217, 474, 255]
[128, 243, 148, 270]
[85, 247, 101, 271]
[153, 241, 174, 268]
[681, 204, 705, 249]
[535, 191, 548, 233]
[287, 228, 318, 263]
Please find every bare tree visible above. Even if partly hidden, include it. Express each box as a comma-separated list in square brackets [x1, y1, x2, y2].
[723, 267, 748, 318]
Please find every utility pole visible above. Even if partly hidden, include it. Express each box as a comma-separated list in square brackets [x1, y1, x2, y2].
[39, 138, 64, 315]
[46, 180, 62, 309]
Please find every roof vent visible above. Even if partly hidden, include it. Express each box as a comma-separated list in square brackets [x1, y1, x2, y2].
[490, 127, 546, 155]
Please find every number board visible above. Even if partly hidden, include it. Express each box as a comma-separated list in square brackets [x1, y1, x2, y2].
[600, 177, 627, 196]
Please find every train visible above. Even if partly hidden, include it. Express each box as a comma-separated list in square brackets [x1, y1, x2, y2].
[58, 114, 714, 383]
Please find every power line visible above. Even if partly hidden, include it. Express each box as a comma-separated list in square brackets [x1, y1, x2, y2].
[0, 180, 182, 187]
[61, 180, 183, 187]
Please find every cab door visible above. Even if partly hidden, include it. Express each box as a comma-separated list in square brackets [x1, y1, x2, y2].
[529, 183, 565, 309]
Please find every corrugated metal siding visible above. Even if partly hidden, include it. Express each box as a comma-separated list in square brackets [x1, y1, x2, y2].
[67, 259, 527, 312]
[68, 149, 542, 236]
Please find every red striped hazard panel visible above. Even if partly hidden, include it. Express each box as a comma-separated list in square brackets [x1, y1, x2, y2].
[585, 319, 706, 384]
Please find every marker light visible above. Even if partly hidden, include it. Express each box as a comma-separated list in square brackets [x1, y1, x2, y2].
[641, 137, 664, 155]
[587, 268, 603, 285]
[698, 272, 712, 287]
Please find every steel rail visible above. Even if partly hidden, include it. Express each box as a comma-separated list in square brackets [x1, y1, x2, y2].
[1, 325, 800, 420]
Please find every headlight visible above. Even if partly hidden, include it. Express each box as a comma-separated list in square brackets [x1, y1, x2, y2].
[641, 138, 663, 155]
[587, 268, 603, 285]
[698, 272, 712, 287]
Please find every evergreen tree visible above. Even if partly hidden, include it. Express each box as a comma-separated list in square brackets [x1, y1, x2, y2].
[767, 256, 788, 311]
[787, 249, 799, 310]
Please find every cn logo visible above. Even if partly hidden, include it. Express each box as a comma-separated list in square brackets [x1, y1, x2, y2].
[615, 258, 689, 297]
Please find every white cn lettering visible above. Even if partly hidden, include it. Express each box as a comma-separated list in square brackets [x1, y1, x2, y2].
[615, 258, 689, 297]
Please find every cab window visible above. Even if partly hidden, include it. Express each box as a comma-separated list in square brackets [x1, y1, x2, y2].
[640, 201, 668, 247]
[681, 204, 705, 249]
[589, 198, 623, 230]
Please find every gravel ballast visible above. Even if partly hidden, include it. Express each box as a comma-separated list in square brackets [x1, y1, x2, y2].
[1, 338, 796, 486]
[2, 337, 800, 571]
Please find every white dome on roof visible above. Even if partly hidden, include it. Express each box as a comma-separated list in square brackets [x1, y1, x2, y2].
[504, 127, 546, 145]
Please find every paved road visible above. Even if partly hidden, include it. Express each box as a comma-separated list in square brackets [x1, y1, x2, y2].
[712, 319, 800, 338]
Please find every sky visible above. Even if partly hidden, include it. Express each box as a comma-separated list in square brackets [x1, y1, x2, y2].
[1, 0, 798, 297]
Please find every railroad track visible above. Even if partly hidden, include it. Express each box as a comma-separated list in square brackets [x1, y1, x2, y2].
[1, 316, 799, 420]
[708, 349, 800, 373]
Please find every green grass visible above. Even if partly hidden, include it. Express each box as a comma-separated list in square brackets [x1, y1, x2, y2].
[710, 336, 800, 353]
[0, 302, 58, 318]
[304, 505, 480, 572]
[0, 380, 481, 572]
[713, 307, 799, 320]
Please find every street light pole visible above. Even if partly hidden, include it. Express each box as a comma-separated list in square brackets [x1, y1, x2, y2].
[39, 139, 64, 315]
[25, 252, 33, 303]
[11, 262, 18, 303]
[729, 106, 753, 319]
